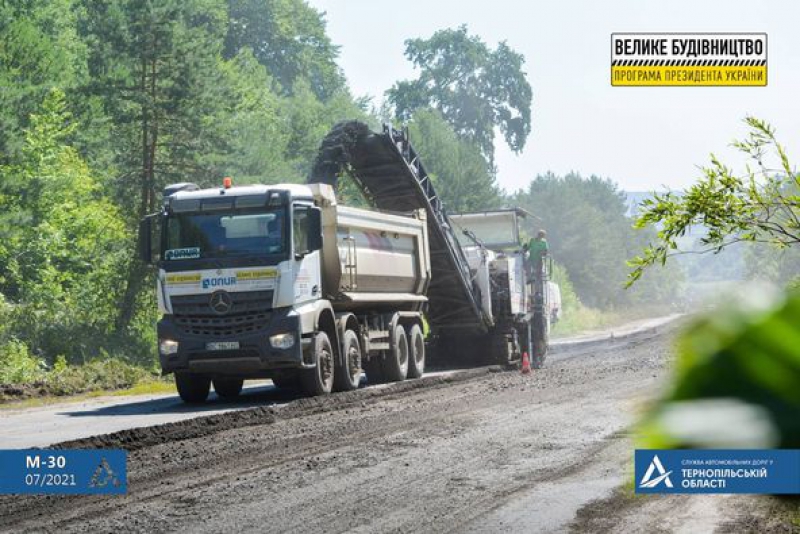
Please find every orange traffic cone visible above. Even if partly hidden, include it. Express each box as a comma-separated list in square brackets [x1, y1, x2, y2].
[521, 352, 531, 374]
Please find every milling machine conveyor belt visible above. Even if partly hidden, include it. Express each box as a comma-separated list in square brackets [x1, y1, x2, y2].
[309, 121, 490, 332]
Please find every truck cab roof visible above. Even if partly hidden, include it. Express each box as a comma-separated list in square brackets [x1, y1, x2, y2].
[164, 183, 316, 213]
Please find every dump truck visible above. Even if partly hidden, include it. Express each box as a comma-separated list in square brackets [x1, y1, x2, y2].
[140, 121, 550, 402]
[139, 182, 430, 402]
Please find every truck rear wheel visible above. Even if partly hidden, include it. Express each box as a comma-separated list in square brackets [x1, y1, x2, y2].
[300, 331, 335, 396]
[213, 378, 243, 399]
[407, 324, 425, 379]
[175, 372, 210, 403]
[334, 329, 362, 391]
[384, 324, 409, 382]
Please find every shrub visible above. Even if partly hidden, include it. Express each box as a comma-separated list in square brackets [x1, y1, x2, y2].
[45, 357, 155, 396]
[0, 339, 46, 384]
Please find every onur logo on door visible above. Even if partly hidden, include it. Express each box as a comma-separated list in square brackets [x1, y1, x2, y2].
[202, 276, 237, 289]
[639, 454, 674, 489]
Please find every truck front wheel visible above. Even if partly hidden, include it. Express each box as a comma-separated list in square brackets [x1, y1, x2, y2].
[300, 331, 335, 396]
[213, 378, 244, 399]
[271, 371, 299, 391]
[175, 372, 211, 403]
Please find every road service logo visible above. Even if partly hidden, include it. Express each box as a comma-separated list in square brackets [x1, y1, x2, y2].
[612, 33, 767, 86]
[639, 454, 674, 489]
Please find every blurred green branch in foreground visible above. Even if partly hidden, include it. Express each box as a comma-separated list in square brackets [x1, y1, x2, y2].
[640, 284, 800, 449]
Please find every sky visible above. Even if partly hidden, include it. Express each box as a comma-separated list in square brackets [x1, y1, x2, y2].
[306, 0, 799, 193]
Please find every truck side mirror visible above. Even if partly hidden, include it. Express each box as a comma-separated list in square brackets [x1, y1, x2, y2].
[307, 207, 323, 252]
[139, 215, 155, 265]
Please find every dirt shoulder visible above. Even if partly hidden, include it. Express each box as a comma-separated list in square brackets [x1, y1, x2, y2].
[570, 487, 799, 533]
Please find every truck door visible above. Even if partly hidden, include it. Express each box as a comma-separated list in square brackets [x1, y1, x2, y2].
[292, 204, 322, 304]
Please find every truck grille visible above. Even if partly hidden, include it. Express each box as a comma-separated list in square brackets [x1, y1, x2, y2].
[171, 291, 273, 338]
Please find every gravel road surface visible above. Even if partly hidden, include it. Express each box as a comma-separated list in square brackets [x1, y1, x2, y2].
[0, 315, 679, 450]
[0, 324, 708, 533]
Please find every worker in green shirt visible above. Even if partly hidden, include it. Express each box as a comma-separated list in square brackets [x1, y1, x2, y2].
[526, 229, 549, 289]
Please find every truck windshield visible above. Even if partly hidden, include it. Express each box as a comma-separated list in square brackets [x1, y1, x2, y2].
[163, 208, 287, 260]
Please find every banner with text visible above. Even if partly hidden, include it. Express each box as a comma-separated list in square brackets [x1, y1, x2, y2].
[0, 449, 127, 495]
[611, 33, 767, 87]
[635, 449, 800, 494]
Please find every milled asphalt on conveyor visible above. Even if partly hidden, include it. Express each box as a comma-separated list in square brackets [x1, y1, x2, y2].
[0, 315, 679, 449]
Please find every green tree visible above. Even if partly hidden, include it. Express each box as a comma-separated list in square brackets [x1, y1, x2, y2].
[0, 0, 87, 161]
[742, 242, 800, 286]
[213, 48, 293, 183]
[282, 79, 370, 180]
[407, 108, 501, 212]
[387, 25, 532, 163]
[629, 118, 799, 285]
[514, 172, 683, 309]
[77, 0, 230, 328]
[224, 0, 344, 99]
[0, 89, 132, 362]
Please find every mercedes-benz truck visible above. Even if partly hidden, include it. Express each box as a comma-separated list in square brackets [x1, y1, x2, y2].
[139, 181, 430, 402]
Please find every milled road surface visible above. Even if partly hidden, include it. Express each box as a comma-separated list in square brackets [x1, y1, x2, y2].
[0, 315, 679, 450]
[0, 325, 705, 534]
[0, 370, 495, 449]
[6, 323, 782, 533]
[3, 319, 786, 533]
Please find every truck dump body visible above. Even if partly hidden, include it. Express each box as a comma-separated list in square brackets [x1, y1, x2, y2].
[310, 122, 489, 333]
[324, 202, 430, 310]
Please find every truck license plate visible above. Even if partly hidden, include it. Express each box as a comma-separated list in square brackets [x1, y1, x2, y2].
[206, 341, 240, 351]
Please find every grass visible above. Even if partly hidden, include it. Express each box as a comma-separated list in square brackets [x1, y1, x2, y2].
[551, 305, 621, 338]
[0, 377, 175, 410]
[551, 304, 678, 339]
[0, 348, 175, 406]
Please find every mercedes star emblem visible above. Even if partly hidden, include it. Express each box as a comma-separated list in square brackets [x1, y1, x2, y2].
[209, 290, 233, 315]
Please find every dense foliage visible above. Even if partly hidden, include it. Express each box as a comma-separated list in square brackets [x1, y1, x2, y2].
[641, 286, 800, 449]
[407, 109, 501, 213]
[513, 173, 683, 309]
[0, 0, 366, 373]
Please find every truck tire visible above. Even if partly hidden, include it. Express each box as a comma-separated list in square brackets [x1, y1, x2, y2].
[213, 378, 243, 399]
[363, 355, 385, 385]
[334, 329, 362, 392]
[384, 324, 409, 382]
[407, 324, 425, 379]
[300, 331, 335, 396]
[271, 371, 299, 391]
[175, 373, 211, 403]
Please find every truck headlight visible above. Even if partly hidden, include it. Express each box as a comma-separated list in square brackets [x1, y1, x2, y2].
[159, 339, 179, 355]
[270, 332, 295, 349]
